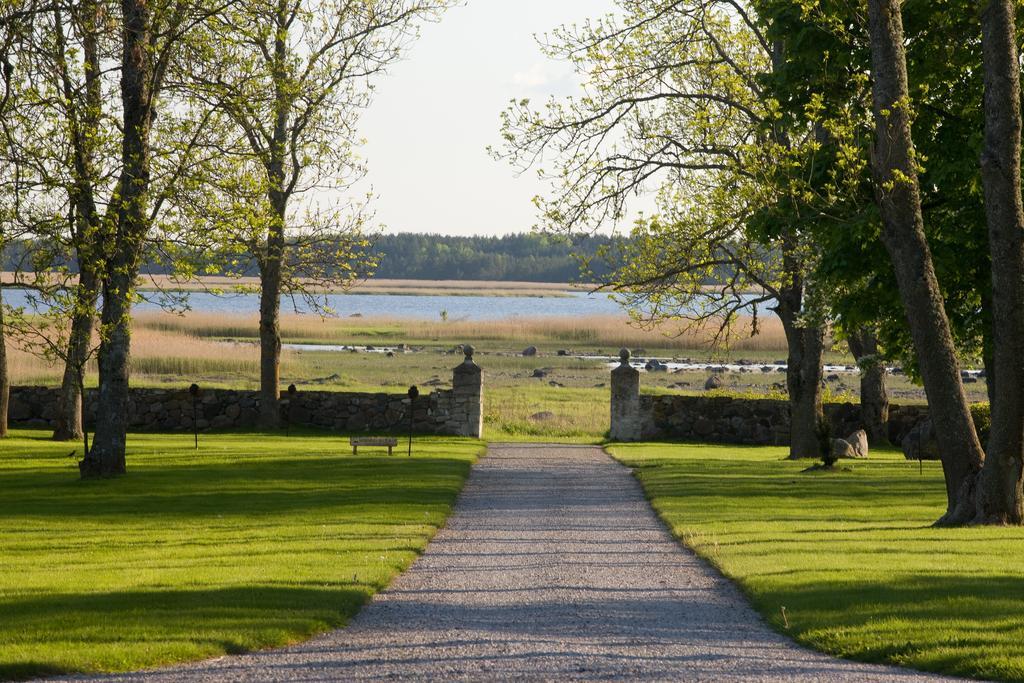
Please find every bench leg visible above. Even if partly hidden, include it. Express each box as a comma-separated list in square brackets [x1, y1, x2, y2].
[352, 446, 357, 456]
[388, 446, 393, 456]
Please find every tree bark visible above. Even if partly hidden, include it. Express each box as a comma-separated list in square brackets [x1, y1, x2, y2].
[848, 328, 890, 447]
[53, 269, 98, 441]
[866, 0, 985, 523]
[0, 282, 8, 439]
[85, 269, 134, 477]
[982, 291, 996, 406]
[786, 321, 827, 459]
[974, 0, 1024, 524]
[777, 270, 826, 460]
[258, 214, 284, 428]
[82, 0, 153, 477]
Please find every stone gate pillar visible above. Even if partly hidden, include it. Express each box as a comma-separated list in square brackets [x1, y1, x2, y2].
[451, 344, 483, 438]
[610, 348, 641, 442]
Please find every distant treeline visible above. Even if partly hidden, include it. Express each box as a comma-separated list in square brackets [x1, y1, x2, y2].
[368, 233, 618, 282]
[3, 233, 621, 284]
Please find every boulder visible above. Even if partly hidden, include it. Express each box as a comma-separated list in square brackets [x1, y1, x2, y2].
[902, 419, 941, 461]
[646, 360, 669, 373]
[704, 375, 723, 391]
[532, 368, 548, 379]
[846, 429, 869, 458]
[530, 411, 556, 422]
[831, 438, 856, 460]
[522, 346, 538, 357]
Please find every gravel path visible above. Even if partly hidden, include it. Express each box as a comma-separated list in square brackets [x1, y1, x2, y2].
[57, 444, 960, 682]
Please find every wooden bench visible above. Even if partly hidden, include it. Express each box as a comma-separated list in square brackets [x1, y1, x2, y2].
[350, 437, 399, 456]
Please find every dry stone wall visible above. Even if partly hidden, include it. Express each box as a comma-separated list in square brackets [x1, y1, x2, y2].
[9, 349, 486, 438]
[636, 394, 926, 445]
[609, 349, 927, 445]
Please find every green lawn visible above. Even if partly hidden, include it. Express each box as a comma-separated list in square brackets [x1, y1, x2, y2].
[0, 428, 483, 681]
[609, 442, 1024, 682]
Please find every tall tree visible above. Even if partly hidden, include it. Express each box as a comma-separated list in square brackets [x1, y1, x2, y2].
[49, 0, 106, 441]
[182, 0, 448, 426]
[499, 0, 829, 459]
[974, 0, 1024, 524]
[865, 0, 985, 523]
[22, 0, 113, 441]
[81, 0, 227, 477]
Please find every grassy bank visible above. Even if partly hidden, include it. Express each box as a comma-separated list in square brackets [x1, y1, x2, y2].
[0, 429, 483, 680]
[609, 443, 1024, 682]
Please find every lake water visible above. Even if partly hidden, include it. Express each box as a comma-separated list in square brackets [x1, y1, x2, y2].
[3, 288, 627, 320]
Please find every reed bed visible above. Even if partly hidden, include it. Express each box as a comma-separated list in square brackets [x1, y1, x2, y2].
[7, 326, 273, 384]
[409, 315, 789, 352]
[134, 311, 791, 352]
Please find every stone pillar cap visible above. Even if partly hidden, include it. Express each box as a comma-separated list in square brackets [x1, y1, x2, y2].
[619, 348, 631, 364]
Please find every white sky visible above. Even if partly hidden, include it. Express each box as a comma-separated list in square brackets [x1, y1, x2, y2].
[358, 0, 621, 237]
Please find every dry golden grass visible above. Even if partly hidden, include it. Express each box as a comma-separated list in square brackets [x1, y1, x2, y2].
[408, 315, 789, 352]
[8, 310, 790, 394]
[133, 310, 790, 352]
[7, 326, 271, 385]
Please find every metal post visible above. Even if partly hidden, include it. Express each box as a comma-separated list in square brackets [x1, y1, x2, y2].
[407, 385, 419, 457]
[189, 383, 200, 450]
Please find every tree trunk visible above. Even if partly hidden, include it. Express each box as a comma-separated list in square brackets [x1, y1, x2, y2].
[258, 220, 283, 428]
[54, 0, 103, 442]
[0, 283, 8, 438]
[982, 291, 997, 406]
[777, 275, 826, 460]
[82, 0, 153, 477]
[53, 269, 99, 441]
[256, 6, 291, 430]
[84, 270, 133, 477]
[782, 319, 826, 459]
[866, 0, 986, 523]
[974, 0, 1024, 524]
[848, 328, 890, 446]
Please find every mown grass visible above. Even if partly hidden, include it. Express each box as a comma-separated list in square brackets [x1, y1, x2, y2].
[609, 443, 1024, 682]
[0, 429, 483, 681]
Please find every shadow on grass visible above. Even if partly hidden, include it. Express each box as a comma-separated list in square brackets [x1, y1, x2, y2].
[757, 574, 1024, 680]
[1, 455, 474, 520]
[0, 432, 482, 679]
[0, 586, 369, 681]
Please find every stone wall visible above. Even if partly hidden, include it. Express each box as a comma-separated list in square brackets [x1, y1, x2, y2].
[609, 350, 927, 445]
[636, 394, 926, 445]
[8, 348, 486, 438]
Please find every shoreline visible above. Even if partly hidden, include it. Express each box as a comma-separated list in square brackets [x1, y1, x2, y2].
[1, 273, 594, 298]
